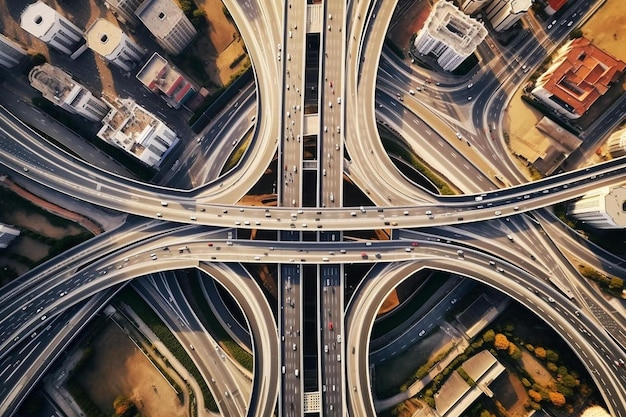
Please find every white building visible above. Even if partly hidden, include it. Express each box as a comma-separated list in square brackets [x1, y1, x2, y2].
[460, 0, 491, 15]
[0, 223, 20, 250]
[0, 34, 27, 68]
[98, 97, 179, 168]
[135, 0, 197, 56]
[20, 1, 83, 55]
[136, 53, 197, 109]
[567, 186, 626, 229]
[104, 0, 143, 26]
[29, 63, 110, 122]
[85, 19, 145, 72]
[485, 0, 532, 32]
[413, 1, 487, 71]
[606, 127, 626, 158]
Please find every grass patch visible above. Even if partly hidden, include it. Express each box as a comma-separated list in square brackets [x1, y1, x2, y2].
[115, 286, 218, 412]
[186, 274, 254, 371]
[66, 377, 106, 417]
[221, 131, 253, 174]
[378, 124, 456, 195]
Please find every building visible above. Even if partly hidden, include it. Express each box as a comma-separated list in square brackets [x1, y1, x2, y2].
[104, 0, 143, 26]
[545, 0, 568, 15]
[20, 1, 83, 55]
[85, 19, 145, 72]
[135, 0, 197, 56]
[98, 97, 179, 167]
[0, 223, 20, 250]
[29, 63, 110, 122]
[136, 52, 197, 109]
[531, 38, 626, 119]
[460, 0, 491, 15]
[413, 1, 487, 72]
[567, 185, 626, 229]
[0, 34, 27, 69]
[484, 0, 532, 32]
[606, 127, 626, 158]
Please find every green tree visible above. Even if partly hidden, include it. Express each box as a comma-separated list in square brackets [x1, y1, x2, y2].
[610, 277, 624, 290]
[561, 374, 579, 388]
[545, 350, 559, 362]
[483, 329, 495, 343]
[508, 343, 522, 360]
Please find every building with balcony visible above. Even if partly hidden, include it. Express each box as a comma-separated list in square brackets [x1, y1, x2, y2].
[460, 0, 490, 15]
[531, 38, 626, 120]
[98, 97, 179, 168]
[567, 185, 626, 229]
[606, 127, 626, 158]
[85, 19, 145, 72]
[29, 63, 110, 122]
[136, 52, 197, 109]
[104, 0, 143, 26]
[0, 223, 20, 250]
[484, 0, 532, 32]
[135, 0, 197, 56]
[0, 34, 27, 69]
[413, 1, 487, 72]
[20, 1, 83, 55]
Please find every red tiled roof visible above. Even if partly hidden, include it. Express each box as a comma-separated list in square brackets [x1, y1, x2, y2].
[547, 0, 568, 11]
[542, 38, 625, 117]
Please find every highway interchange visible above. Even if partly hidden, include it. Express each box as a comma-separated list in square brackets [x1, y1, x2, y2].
[0, 0, 626, 416]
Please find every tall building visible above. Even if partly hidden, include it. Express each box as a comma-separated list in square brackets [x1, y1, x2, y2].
[20, 1, 83, 55]
[0, 223, 20, 250]
[29, 63, 110, 122]
[606, 127, 626, 158]
[85, 19, 145, 72]
[0, 34, 27, 69]
[104, 0, 143, 26]
[567, 185, 626, 229]
[413, 1, 487, 72]
[136, 53, 197, 109]
[135, 0, 197, 56]
[531, 38, 626, 120]
[98, 97, 179, 168]
[461, 0, 491, 15]
[485, 0, 532, 32]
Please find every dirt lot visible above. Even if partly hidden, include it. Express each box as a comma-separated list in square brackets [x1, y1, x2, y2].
[74, 323, 187, 417]
[388, 0, 432, 50]
[580, 0, 626, 63]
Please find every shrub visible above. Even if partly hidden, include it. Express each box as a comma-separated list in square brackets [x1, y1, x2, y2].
[549, 391, 566, 407]
[534, 346, 546, 359]
[547, 362, 558, 372]
[545, 350, 559, 363]
[525, 344, 534, 352]
[528, 390, 542, 403]
[494, 333, 510, 350]
[521, 378, 532, 388]
[483, 329, 495, 343]
[508, 343, 522, 360]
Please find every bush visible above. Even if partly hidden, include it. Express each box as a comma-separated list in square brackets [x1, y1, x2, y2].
[528, 390, 542, 403]
[534, 346, 546, 359]
[521, 378, 532, 388]
[545, 349, 559, 363]
[508, 343, 522, 360]
[549, 391, 566, 407]
[483, 329, 495, 343]
[494, 333, 510, 350]
[547, 362, 558, 372]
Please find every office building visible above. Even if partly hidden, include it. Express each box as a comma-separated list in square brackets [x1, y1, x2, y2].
[0, 223, 20, 250]
[104, 0, 143, 26]
[20, 1, 83, 55]
[606, 127, 626, 158]
[567, 185, 626, 229]
[135, 0, 197, 56]
[413, 1, 487, 71]
[0, 34, 27, 69]
[136, 52, 197, 109]
[531, 38, 625, 119]
[461, 0, 490, 15]
[85, 19, 145, 72]
[485, 0, 532, 32]
[98, 97, 179, 168]
[29, 63, 110, 122]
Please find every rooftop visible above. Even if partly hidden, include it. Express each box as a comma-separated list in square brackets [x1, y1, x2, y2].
[135, 0, 187, 39]
[99, 97, 157, 153]
[29, 63, 76, 102]
[85, 19, 125, 55]
[20, 1, 60, 38]
[426, 1, 487, 55]
[539, 38, 626, 117]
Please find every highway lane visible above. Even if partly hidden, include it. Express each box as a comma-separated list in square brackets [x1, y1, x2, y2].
[280, 263, 302, 416]
[346, 255, 626, 417]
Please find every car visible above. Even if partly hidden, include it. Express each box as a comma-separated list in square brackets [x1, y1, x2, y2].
[329, 101, 332, 108]
[551, 19, 557, 25]
[409, 89, 415, 95]
[156, 212, 162, 218]
[412, 242, 419, 246]
[295, 368, 299, 377]
[287, 53, 291, 61]
[467, 83, 473, 88]
[336, 126, 340, 133]
[567, 21, 573, 27]
[547, 24, 553, 29]
[289, 31, 292, 38]
[337, 334, 341, 343]
[419, 330, 426, 336]
[425, 210, 432, 215]
[403, 210, 409, 216]
[455, 132, 462, 139]
[467, 96, 472, 101]
[547, 297, 555, 303]
[323, 169, 326, 176]
[337, 97, 341, 104]
[405, 247, 412, 252]
[41, 315, 47, 321]
[494, 210, 501, 216]
[292, 343, 297, 351]
[277, 43, 281, 51]
[335, 144, 339, 151]
[277, 52, 281, 61]
[324, 125, 328, 132]
[325, 344, 329, 353]
[328, 13, 332, 19]
[329, 322, 333, 330]
[337, 354, 341, 362]
[328, 25, 331, 31]
[190, 215, 197, 221]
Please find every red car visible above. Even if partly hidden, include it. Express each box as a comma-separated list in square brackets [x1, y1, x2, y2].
[329, 322, 333, 330]
[412, 242, 419, 247]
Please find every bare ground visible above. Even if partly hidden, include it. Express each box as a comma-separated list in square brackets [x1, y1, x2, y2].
[74, 323, 187, 417]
